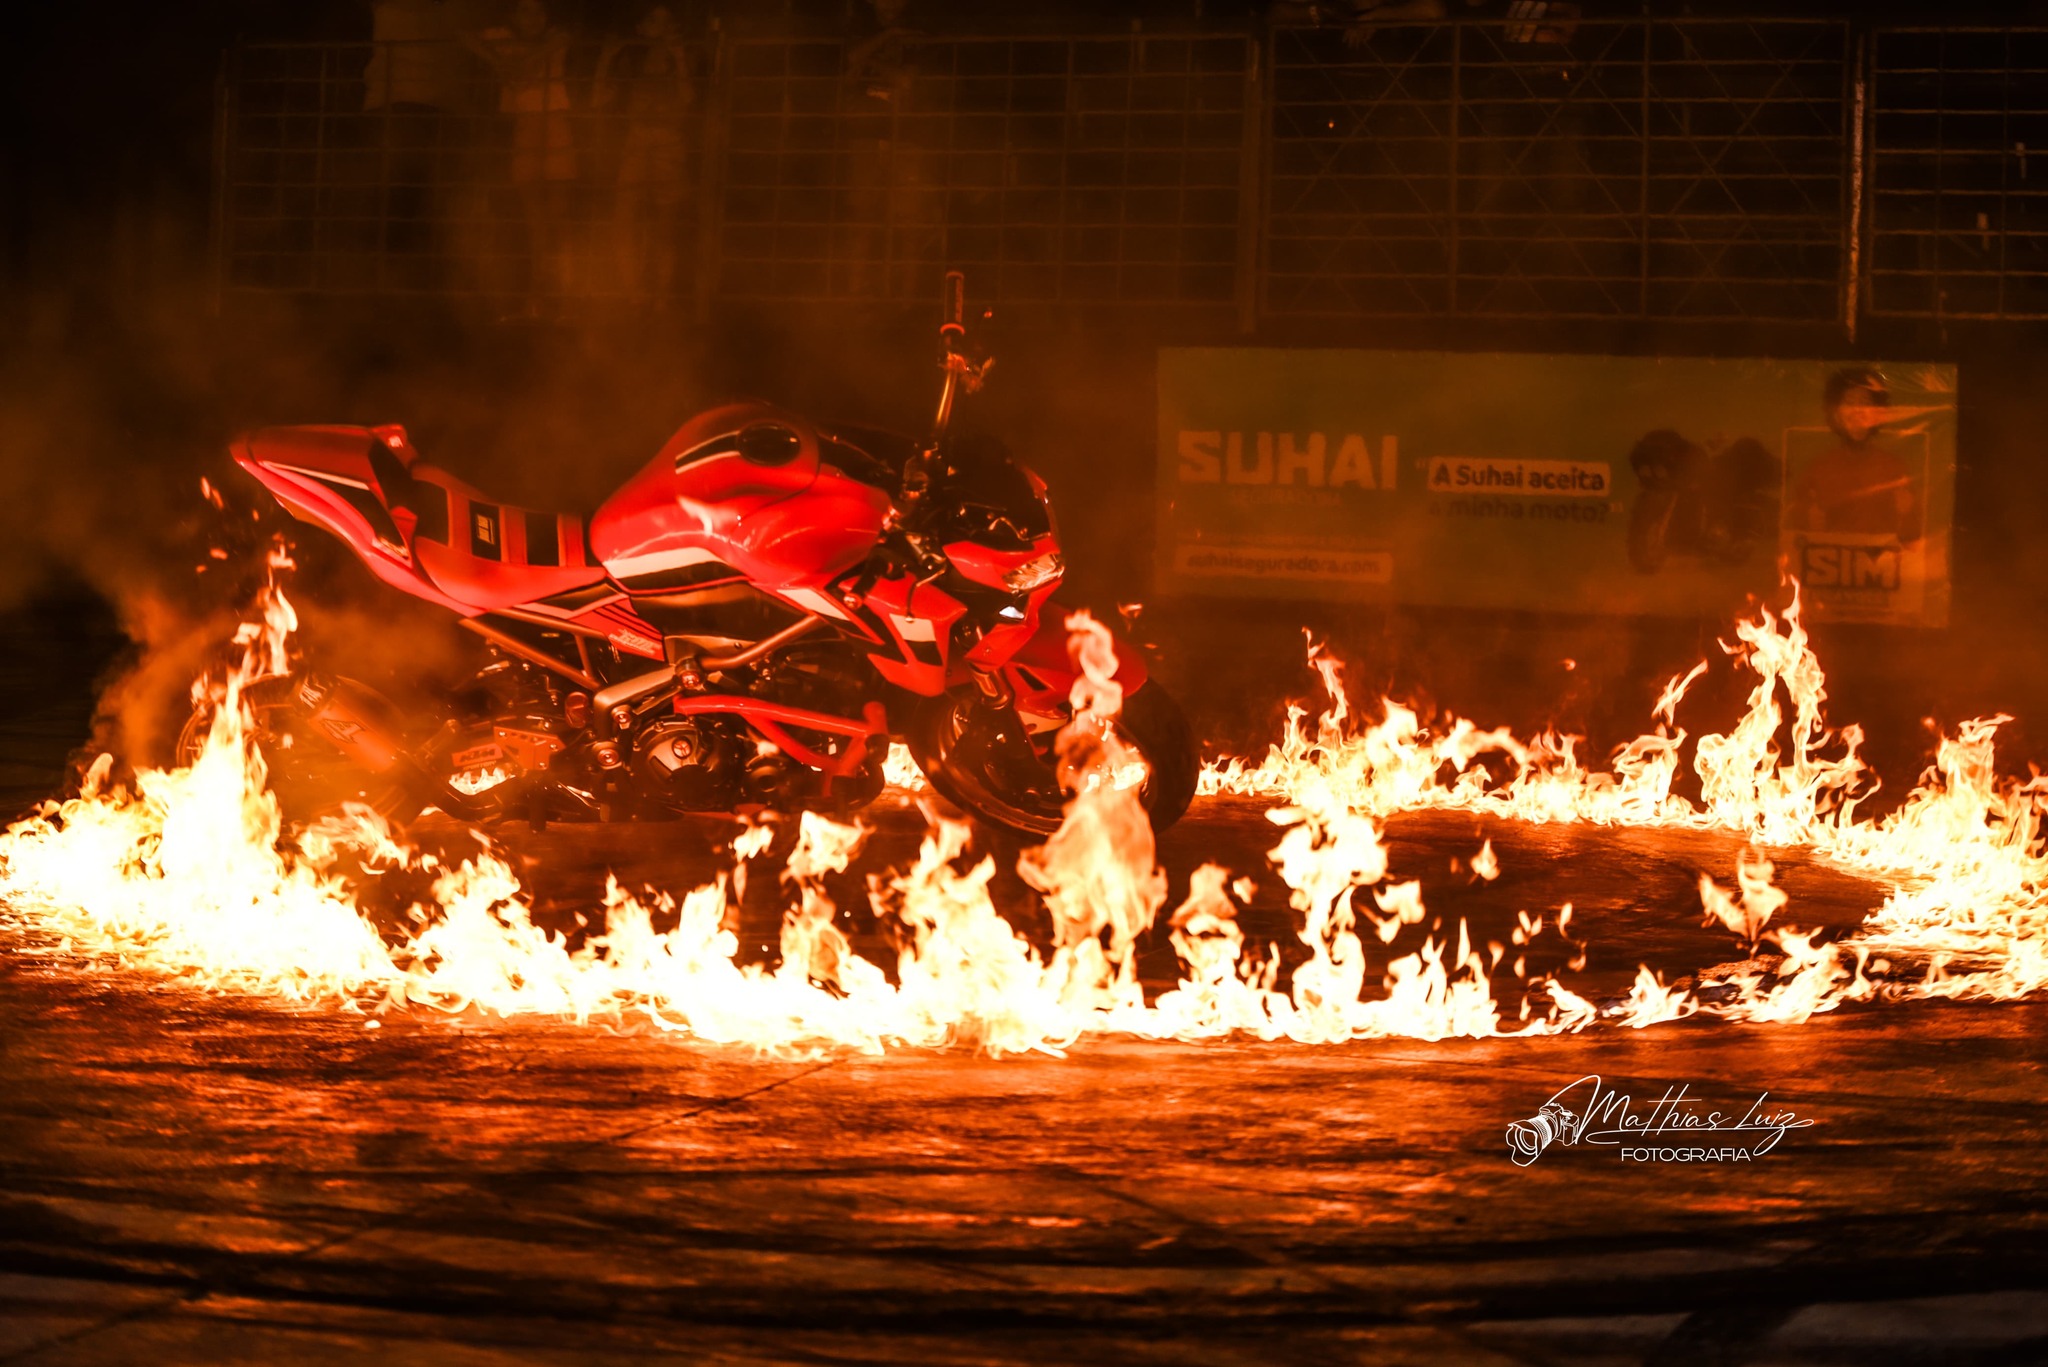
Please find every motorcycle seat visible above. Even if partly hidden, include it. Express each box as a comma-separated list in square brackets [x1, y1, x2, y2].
[236, 424, 610, 614]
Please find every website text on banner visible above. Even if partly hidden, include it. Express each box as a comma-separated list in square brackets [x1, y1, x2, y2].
[1155, 349, 1956, 627]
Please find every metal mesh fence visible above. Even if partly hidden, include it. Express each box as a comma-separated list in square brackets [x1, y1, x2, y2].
[1264, 19, 1849, 322]
[717, 34, 1253, 309]
[212, 23, 2048, 329]
[1869, 28, 2048, 320]
[221, 38, 702, 304]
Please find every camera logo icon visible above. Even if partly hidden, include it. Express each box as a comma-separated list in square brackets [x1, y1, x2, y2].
[1506, 1100, 1579, 1167]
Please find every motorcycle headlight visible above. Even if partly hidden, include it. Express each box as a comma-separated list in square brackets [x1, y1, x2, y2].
[1001, 551, 1064, 593]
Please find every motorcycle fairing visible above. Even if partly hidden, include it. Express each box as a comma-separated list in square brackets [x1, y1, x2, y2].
[821, 524, 1063, 695]
[851, 571, 965, 694]
[235, 425, 469, 613]
[589, 403, 895, 617]
[994, 605, 1151, 735]
[236, 424, 611, 615]
[949, 531, 1064, 673]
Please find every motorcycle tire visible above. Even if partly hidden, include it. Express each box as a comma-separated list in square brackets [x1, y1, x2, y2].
[909, 679, 1200, 839]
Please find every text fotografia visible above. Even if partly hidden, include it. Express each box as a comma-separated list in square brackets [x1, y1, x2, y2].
[1506, 1075, 1813, 1167]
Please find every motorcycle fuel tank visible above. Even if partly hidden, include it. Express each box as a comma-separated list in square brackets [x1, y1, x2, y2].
[588, 403, 893, 614]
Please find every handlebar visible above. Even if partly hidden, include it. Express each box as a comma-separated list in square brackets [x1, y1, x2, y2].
[941, 270, 965, 347]
[912, 270, 991, 518]
[929, 270, 986, 447]
[932, 271, 968, 440]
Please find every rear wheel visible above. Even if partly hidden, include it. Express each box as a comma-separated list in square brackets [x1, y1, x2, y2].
[176, 675, 430, 827]
[908, 679, 1199, 838]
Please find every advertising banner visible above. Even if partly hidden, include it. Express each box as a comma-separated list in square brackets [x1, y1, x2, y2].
[1156, 349, 1956, 626]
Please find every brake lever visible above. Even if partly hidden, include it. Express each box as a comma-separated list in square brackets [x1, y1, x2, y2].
[958, 352, 994, 394]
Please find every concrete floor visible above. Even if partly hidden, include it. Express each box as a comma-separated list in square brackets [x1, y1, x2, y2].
[2, 603, 2047, 1365]
[3, 944, 2047, 1365]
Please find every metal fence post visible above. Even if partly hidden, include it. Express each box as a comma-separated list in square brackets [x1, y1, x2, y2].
[1449, 22, 1461, 315]
[1235, 32, 1264, 335]
[1998, 28, 2013, 320]
[1639, 19, 1652, 319]
[1843, 22, 1865, 341]
[693, 26, 730, 324]
[375, 49, 394, 296]
[1933, 29, 1948, 333]
[210, 47, 235, 314]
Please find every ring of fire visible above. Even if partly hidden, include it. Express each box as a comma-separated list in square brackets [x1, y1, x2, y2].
[0, 551, 2039, 1056]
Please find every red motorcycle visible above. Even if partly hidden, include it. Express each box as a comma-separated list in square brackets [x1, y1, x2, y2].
[221, 276, 1197, 837]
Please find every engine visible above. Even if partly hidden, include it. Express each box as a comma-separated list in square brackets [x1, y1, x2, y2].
[630, 717, 740, 809]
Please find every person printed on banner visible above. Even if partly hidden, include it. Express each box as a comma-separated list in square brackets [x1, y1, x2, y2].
[1787, 367, 1923, 545]
[1624, 429, 1779, 577]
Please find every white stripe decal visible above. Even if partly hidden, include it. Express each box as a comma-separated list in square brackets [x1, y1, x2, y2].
[778, 587, 848, 621]
[602, 546, 727, 578]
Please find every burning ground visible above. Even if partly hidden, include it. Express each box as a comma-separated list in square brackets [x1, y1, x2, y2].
[0, 552, 2042, 1057]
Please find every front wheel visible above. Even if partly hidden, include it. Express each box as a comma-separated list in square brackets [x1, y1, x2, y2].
[908, 679, 1199, 839]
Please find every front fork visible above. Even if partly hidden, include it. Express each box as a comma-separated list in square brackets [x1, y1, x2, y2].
[970, 667, 1014, 710]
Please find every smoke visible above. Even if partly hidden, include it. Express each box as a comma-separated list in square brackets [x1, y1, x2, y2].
[6, 266, 2042, 815]
[6, 158, 2048, 809]
[0, 258, 704, 769]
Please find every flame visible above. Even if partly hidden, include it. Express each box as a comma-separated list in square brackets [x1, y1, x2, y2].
[1015, 611, 1166, 1018]
[0, 560, 396, 1001]
[1698, 849, 1787, 948]
[882, 740, 926, 790]
[1198, 585, 2048, 1025]
[3, 554, 2046, 1054]
[1152, 863, 1280, 1037]
[449, 765, 512, 795]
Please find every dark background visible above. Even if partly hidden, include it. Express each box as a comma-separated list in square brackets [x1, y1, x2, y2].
[5, 0, 2048, 807]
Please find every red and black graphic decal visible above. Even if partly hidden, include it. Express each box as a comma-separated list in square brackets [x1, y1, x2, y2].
[538, 582, 622, 612]
[470, 503, 502, 561]
[524, 510, 560, 567]
[619, 559, 746, 593]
